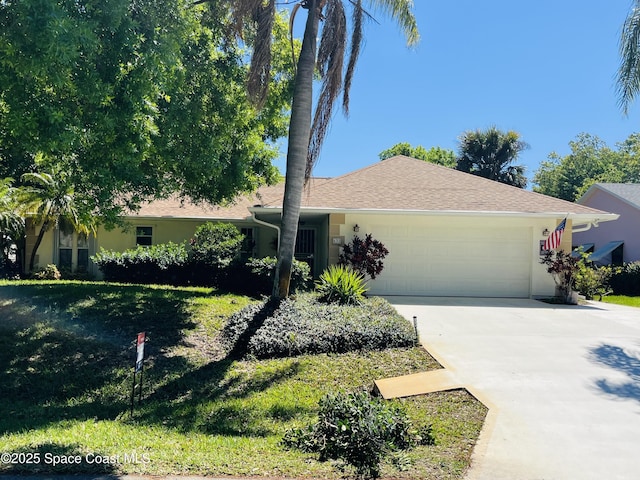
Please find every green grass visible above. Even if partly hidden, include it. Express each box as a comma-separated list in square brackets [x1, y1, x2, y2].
[600, 295, 640, 307]
[0, 280, 486, 479]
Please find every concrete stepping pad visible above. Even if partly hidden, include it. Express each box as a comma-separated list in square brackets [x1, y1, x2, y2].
[374, 369, 463, 399]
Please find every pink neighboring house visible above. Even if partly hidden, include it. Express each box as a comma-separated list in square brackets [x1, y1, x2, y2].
[573, 183, 640, 264]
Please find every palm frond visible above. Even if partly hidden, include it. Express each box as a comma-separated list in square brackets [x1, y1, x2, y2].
[290, 3, 303, 71]
[0, 178, 24, 238]
[366, 0, 419, 46]
[306, 0, 347, 179]
[247, 0, 276, 108]
[617, 0, 640, 115]
[342, 0, 363, 115]
[19, 170, 96, 234]
[229, 0, 265, 37]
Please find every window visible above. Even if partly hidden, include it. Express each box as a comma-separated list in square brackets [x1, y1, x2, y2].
[58, 222, 73, 271]
[77, 233, 89, 272]
[56, 222, 92, 274]
[240, 227, 255, 260]
[136, 226, 153, 246]
[295, 228, 315, 257]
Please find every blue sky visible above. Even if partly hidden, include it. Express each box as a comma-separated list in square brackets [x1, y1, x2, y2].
[273, 0, 640, 187]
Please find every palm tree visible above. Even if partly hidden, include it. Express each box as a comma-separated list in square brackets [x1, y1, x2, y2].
[219, 0, 419, 299]
[0, 178, 25, 267]
[19, 169, 96, 273]
[456, 127, 528, 188]
[618, 0, 640, 114]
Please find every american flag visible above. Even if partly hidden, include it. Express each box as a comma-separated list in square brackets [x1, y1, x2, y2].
[543, 218, 567, 250]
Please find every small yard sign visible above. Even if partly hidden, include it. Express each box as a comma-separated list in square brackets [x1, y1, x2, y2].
[130, 332, 146, 416]
[135, 332, 146, 372]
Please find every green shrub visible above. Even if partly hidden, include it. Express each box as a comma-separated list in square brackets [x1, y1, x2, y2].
[610, 261, 640, 296]
[316, 264, 368, 305]
[223, 256, 311, 296]
[574, 257, 618, 300]
[33, 264, 61, 280]
[283, 391, 430, 479]
[190, 222, 243, 268]
[92, 242, 190, 284]
[187, 223, 245, 285]
[221, 294, 417, 358]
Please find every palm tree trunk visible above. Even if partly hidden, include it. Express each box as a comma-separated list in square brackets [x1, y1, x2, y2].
[29, 219, 50, 273]
[272, 0, 320, 300]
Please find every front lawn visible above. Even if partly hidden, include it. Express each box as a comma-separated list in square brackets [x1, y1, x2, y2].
[600, 295, 640, 308]
[0, 280, 486, 479]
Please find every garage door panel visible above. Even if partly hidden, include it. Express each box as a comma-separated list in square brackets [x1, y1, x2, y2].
[368, 223, 531, 297]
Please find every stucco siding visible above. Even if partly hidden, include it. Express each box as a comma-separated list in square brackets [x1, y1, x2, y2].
[25, 219, 276, 277]
[574, 190, 638, 262]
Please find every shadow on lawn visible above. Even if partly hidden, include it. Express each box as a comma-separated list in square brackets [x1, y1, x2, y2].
[137, 299, 307, 437]
[589, 343, 640, 402]
[0, 442, 118, 475]
[0, 282, 206, 346]
[140, 355, 303, 436]
[0, 284, 307, 438]
[0, 283, 206, 432]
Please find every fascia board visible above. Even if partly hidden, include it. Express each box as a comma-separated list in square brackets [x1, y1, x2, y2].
[248, 206, 619, 223]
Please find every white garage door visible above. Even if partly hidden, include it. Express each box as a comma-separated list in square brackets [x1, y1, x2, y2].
[367, 222, 532, 297]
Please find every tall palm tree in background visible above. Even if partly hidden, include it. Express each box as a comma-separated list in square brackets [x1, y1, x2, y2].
[19, 169, 96, 273]
[221, 0, 419, 299]
[456, 127, 528, 188]
[618, 0, 640, 114]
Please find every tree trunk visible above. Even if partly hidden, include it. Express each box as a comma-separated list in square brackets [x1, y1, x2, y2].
[29, 219, 50, 273]
[272, 0, 319, 300]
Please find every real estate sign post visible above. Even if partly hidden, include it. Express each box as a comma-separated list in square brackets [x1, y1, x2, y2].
[130, 332, 146, 416]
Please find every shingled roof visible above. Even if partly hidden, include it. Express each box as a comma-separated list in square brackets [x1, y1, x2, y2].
[579, 183, 640, 210]
[134, 156, 610, 219]
[260, 156, 606, 215]
[133, 183, 284, 219]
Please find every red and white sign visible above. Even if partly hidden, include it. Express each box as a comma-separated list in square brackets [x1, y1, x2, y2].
[135, 332, 146, 373]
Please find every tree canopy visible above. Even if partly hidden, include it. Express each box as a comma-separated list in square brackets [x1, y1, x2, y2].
[378, 143, 456, 167]
[0, 0, 294, 225]
[533, 133, 640, 201]
[456, 127, 528, 188]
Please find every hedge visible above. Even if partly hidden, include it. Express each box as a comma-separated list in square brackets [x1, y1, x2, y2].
[92, 242, 192, 285]
[221, 294, 417, 358]
[610, 261, 640, 296]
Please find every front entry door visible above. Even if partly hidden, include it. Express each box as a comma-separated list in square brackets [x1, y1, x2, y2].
[295, 228, 315, 276]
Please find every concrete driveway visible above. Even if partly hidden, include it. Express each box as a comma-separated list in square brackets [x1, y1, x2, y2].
[386, 297, 640, 480]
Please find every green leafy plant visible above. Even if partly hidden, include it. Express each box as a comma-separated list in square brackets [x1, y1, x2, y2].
[283, 390, 431, 479]
[189, 222, 244, 269]
[610, 261, 640, 296]
[92, 242, 190, 285]
[221, 256, 312, 296]
[230, 294, 417, 358]
[247, 256, 311, 293]
[339, 234, 389, 280]
[33, 264, 61, 280]
[316, 264, 368, 305]
[573, 250, 620, 300]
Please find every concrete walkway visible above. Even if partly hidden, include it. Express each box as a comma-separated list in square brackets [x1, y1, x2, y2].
[387, 296, 640, 480]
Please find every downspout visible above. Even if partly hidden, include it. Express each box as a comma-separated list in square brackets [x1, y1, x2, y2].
[572, 220, 598, 234]
[251, 212, 281, 252]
